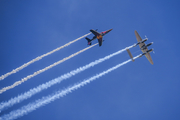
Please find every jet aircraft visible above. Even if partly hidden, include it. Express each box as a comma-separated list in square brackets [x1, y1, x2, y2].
[126, 30, 154, 64]
[85, 29, 113, 46]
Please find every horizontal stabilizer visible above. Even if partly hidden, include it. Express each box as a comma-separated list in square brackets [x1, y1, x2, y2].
[85, 37, 92, 45]
[126, 49, 134, 62]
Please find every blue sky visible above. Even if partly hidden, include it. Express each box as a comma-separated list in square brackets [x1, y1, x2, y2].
[0, 0, 180, 120]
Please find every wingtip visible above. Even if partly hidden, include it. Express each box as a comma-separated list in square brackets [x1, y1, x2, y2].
[150, 61, 154, 65]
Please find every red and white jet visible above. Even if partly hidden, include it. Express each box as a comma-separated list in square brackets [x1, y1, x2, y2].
[85, 29, 113, 46]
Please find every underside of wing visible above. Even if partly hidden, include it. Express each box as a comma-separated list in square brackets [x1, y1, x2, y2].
[98, 38, 103, 46]
[135, 30, 142, 42]
[90, 29, 101, 36]
[145, 53, 154, 65]
[135, 30, 145, 49]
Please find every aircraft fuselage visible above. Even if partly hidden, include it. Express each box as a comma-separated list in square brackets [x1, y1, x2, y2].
[141, 42, 153, 50]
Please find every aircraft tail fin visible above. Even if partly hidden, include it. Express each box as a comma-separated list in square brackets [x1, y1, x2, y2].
[126, 49, 134, 62]
[85, 37, 92, 45]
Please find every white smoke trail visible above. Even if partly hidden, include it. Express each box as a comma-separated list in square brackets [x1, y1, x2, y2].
[0, 43, 98, 94]
[0, 44, 135, 112]
[0, 54, 141, 120]
[0, 33, 91, 81]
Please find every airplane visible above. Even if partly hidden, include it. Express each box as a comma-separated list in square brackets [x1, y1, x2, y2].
[126, 30, 154, 64]
[85, 28, 113, 46]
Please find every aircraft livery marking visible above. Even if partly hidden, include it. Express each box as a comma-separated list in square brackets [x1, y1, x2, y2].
[97, 35, 102, 39]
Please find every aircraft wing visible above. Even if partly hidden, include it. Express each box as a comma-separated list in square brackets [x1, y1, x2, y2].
[135, 30, 154, 65]
[135, 30, 145, 48]
[98, 38, 103, 46]
[90, 29, 101, 36]
[145, 53, 154, 65]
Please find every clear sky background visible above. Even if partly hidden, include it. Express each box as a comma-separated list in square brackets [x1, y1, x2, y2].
[0, 0, 180, 120]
